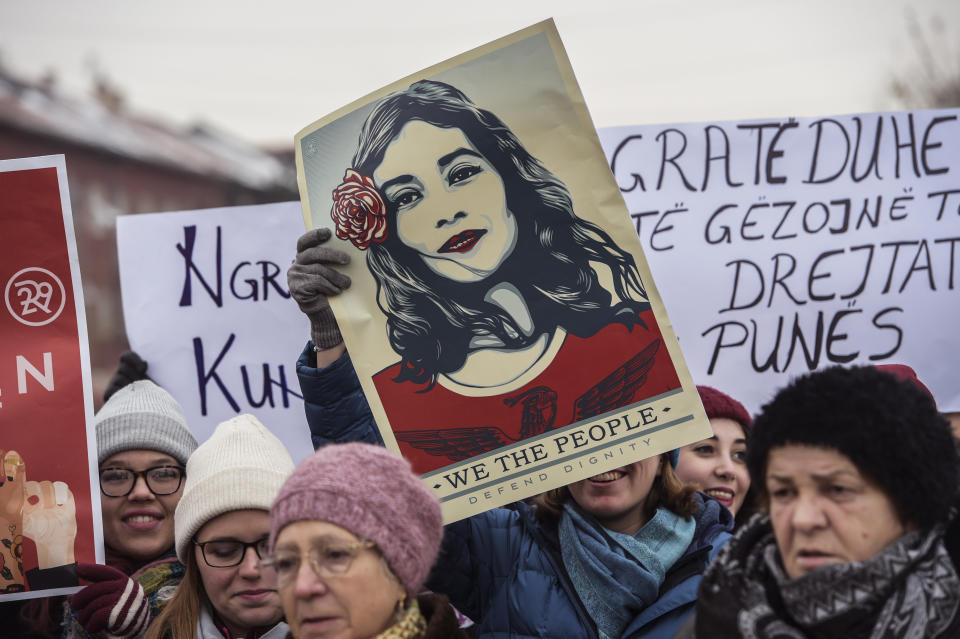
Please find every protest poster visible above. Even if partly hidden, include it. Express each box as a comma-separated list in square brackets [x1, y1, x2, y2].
[294, 20, 709, 522]
[0, 155, 102, 600]
[117, 202, 315, 460]
[599, 108, 960, 413]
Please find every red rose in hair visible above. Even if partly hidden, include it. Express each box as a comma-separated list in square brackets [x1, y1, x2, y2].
[330, 169, 388, 250]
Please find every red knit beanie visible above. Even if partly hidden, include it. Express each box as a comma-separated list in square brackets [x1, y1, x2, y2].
[269, 442, 442, 595]
[874, 364, 935, 407]
[697, 385, 752, 435]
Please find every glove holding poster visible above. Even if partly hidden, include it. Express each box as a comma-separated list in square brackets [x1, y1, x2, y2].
[294, 20, 710, 522]
[0, 155, 102, 601]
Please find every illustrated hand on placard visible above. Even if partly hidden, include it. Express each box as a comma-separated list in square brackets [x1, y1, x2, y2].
[0, 449, 79, 593]
[23, 479, 77, 569]
[0, 450, 26, 593]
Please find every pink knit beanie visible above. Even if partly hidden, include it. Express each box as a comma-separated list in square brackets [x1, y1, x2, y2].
[697, 385, 753, 435]
[269, 442, 443, 595]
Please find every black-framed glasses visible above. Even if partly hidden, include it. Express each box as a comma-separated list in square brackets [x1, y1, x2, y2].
[99, 465, 185, 497]
[260, 540, 375, 586]
[194, 537, 270, 568]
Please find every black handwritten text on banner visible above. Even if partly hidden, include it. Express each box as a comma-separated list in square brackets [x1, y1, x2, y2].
[599, 110, 959, 412]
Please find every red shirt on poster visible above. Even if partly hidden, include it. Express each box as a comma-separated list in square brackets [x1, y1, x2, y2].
[374, 309, 681, 475]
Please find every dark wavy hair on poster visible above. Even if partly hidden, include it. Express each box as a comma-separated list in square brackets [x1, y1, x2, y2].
[351, 80, 649, 386]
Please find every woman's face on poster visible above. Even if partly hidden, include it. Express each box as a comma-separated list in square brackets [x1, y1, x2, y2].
[374, 121, 518, 283]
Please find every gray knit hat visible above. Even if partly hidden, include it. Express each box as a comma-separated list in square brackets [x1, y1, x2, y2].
[175, 414, 295, 562]
[95, 380, 197, 464]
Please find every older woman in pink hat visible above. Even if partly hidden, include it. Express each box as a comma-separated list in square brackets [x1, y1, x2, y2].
[266, 442, 469, 639]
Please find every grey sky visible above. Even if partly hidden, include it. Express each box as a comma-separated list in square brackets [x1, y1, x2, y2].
[1, 0, 956, 146]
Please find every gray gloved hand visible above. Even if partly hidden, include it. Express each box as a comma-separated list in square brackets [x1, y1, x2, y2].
[287, 227, 352, 349]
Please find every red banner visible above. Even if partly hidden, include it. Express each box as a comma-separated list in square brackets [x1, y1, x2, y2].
[0, 156, 99, 599]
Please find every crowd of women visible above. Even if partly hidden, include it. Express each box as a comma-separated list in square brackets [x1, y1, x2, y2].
[6, 349, 957, 638]
[2, 79, 959, 638]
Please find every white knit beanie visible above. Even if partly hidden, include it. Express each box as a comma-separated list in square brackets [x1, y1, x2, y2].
[96, 380, 198, 464]
[174, 414, 296, 562]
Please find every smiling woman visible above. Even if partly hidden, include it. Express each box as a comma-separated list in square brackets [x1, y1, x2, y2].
[94, 381, 198, 571]
[681, 366, 960, 639]
[425, 449, 735, 639]
[98, 452, 184, 564]
[61, 380, 199, 638]
[675, 385, 753, 522]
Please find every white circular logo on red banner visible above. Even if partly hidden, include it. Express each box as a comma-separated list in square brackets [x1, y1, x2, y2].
[4, 267, 67, 327]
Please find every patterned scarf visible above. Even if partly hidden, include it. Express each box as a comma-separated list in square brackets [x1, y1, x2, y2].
[130, 551, 185, 619]
[695, 514, 960, 639]
[559, 502, 696, 639]
[373, 599, 427, 639]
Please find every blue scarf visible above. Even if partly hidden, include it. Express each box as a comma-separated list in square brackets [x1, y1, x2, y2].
[559, 502, 696, 639]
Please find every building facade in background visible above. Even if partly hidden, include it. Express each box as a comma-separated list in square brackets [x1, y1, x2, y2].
[0, 66, 297, 406]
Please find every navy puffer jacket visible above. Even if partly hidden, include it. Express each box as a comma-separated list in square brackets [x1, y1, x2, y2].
[297, 348, 733, 638]
[297, 343, 383, 448]
[431, 496, 731, 639]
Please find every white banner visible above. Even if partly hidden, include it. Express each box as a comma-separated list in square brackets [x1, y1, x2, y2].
[600, 109, 960, 413]
[117, 202, 315, 460]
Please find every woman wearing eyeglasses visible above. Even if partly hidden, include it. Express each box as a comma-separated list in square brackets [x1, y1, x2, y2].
[267, 442, 470, 639]
[95, 380, 198, 574]
[61, 380, 198, 638]
[145, 414, 295, 639]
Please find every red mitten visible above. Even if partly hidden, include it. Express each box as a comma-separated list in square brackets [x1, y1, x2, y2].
[70, 563, 150, 638]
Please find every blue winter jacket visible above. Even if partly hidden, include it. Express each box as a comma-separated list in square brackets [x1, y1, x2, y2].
[297, 343, 383, 448]
[432, 495, 731, 639]
[296, 344, 733, 639]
